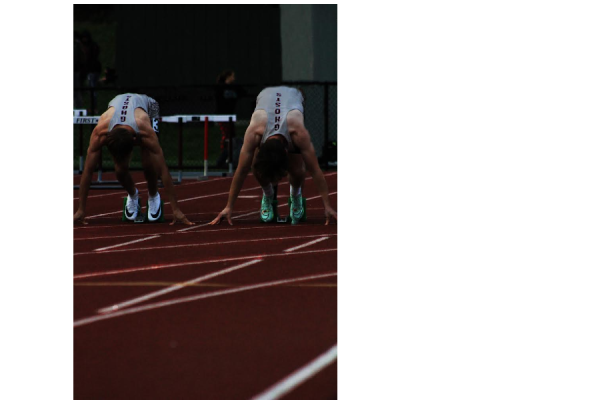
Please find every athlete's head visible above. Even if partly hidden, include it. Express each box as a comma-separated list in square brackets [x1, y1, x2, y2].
[253, 137, 289, 184]
[106, 127, 134, 163]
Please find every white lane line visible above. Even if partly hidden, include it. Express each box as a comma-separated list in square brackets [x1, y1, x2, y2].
[78, 234, 335, 256]
[73, 180, 147, 200]
[283, 237, 330, 253]
[83, 191, 229, 218]
[74, 223, 315, 240]
[74, 177, 230, 200]
[75, 233, 154, 241]
[304, 191, 338, 201]
[73, 208, 257, 231]
[85, 185, 262, 219]
[251, 344, 338, 400]
[74, 272, 337, 327]
[74, 248, 337, 280]
[97, 259, 263, 313]
[176, 209, 260, 232]
[94, 235, 161, 252]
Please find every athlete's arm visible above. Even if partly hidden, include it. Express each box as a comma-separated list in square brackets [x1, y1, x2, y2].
[292, 126, 337, 225]
[74, 130, 104, 224]
[210, 125, 261, 225]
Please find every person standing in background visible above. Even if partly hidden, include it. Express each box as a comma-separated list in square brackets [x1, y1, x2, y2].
[215, 69, 239, 168]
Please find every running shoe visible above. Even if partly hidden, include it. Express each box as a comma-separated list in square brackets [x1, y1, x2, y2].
[288, 195, 306, 224]
[260, 194, 276, 223]
[123, 195, 141, 221]
[147, 193, 163, 222]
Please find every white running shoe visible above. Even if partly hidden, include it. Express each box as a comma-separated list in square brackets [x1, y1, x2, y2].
[147, 193, 162, 222]
[124, 194, 140, 221]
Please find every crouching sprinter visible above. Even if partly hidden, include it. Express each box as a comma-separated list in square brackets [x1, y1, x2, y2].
[210, 86, 337, 226]
[73, 93, 193, 225]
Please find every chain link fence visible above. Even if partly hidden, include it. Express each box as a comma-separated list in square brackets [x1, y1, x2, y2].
[74, 83, 337, 171]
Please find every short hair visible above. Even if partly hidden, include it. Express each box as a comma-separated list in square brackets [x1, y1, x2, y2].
[106, 127, 134, 163]
[216, 69, 235, 84]
[253, 138, 289, 183]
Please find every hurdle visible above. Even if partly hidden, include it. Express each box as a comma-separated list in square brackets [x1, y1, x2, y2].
[159, 115, 237, 179]
[74, 113, 237, 190]
[74, 110, 88, 174]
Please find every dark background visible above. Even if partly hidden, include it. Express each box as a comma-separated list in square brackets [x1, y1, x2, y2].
[114, 5, 283, 87]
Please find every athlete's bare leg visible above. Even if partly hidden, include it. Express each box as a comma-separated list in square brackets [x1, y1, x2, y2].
[141, 147, 159, 197]
[286, 110, 307, 190]
[113, 152, 136, 196]
[287, 153, 305, 190]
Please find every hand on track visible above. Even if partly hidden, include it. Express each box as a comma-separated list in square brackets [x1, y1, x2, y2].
[324, 206, 337, 226]
[210, 208, 233, 225]
[74, 209, 88, 225]
[170, 209, 194, 225]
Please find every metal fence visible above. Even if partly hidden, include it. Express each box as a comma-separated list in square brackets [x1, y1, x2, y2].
[73, 82, 337, 171]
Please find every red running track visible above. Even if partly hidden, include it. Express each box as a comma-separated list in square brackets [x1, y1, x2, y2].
[73, 171, 337, 400]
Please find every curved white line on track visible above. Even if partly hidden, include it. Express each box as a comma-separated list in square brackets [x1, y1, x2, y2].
[74, 272, 337, 327]
[74, 223, 318, 240]
[283, 236, 330, 253]
[73, 233, 332, 256]
[73, 177, 230, 200]
[97, 259, 263, 313]
[74, 248, 336, 280]
[251, 344, 338, 400]
[94, 235, 161, 252]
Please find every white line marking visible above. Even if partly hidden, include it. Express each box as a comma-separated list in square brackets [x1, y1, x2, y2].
[74, 272, 337, 327]
[251, 344, 338, 400]
[176, 208, 260, 232]
[304, 191, 337, 201]
[74, 223, 315, 240]
[94, 235, 161, 252]
[74, 248, 336, 280]
[97, 259, 263, 313]
[73, 180, 147, 200]
[74, 177, 230, 200]
[75, 233, 154, 241]
[76, 234, 334, 256]
[85, 185, 262, 219]
[283, 237, 330, 253]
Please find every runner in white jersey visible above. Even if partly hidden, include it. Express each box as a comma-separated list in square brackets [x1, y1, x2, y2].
[73, 94, 193, 225]
[210, 86, 337, 225]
